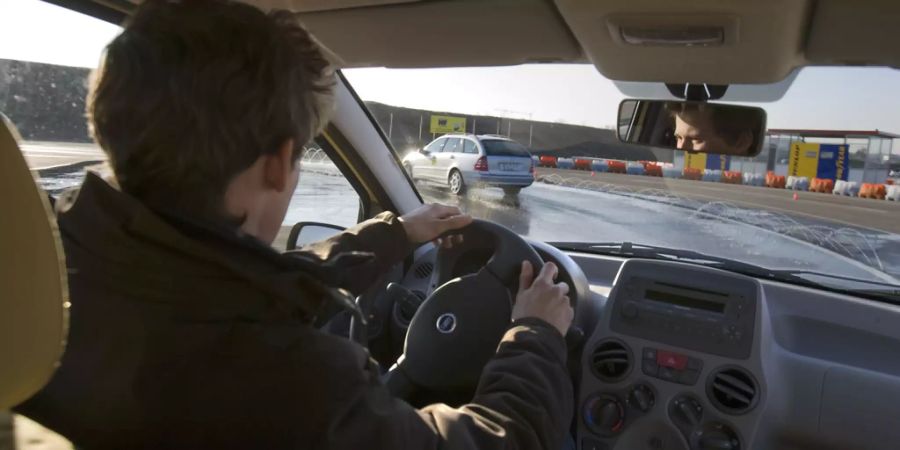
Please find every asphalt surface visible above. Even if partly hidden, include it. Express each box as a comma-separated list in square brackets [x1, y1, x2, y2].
[535, 168, 900, 235]
[21, 143, 900, 281]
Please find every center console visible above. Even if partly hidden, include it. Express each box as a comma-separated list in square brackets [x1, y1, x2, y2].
[578, 259, 764, 450]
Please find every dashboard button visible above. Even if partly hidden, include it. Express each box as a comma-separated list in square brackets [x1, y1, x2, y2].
[642, 360, 659, 376]
[642, 347, 657, 361]
[628, 384, 655, 413]
[679, 369, 700, 385]
[583, 395, 625, 437]
[687, 358, 703, 371]
[657, 350, 688, 370]
[658, 366, 677, 382]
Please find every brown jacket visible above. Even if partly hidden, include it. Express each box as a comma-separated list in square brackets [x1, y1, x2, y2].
[16, 173, 573, 449]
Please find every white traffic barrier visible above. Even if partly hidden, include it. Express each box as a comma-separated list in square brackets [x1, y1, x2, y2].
[662, 167, 682, 178]
[702, 169, 721, 182]
[556, 157, 574, 170]
[832, 180, 860, 196]
[626, 162, 645, 175]
[742, 173, 765, 186]
[786, 176, 809, 191]
[591, 160, 609, 172]
[887, 184, 900, 201]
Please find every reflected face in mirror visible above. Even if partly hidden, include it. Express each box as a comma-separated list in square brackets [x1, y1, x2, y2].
[672, 106, 754, 156]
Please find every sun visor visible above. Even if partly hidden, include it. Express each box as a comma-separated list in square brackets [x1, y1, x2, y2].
[611, 69, 799, 103]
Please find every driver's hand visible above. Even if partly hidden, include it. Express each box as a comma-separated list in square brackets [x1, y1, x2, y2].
[512, 261, 573, 337]
[398, 204, 472, 248]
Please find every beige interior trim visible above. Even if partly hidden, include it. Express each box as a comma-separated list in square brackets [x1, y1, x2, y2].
[552, 0, 811, 84]
[245, 0, 420, 13]
[295, 0, 584, 68]
[0, 114, 69, 409]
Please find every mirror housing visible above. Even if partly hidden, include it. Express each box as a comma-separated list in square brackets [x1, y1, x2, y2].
[617, 99, 766, 157]
[286, 221, 345, 250]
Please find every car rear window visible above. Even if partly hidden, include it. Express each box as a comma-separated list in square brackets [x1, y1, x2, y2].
[481, 139, 530, 157]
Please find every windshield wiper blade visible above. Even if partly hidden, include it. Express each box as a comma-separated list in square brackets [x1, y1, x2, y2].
[551, 241, 900, 305]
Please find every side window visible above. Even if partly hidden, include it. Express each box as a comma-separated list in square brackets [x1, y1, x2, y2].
[463, 140, 477, 154]
[443, 138, 461, 153]
[278, 140, 361, 246]
[424, 138, 445, 153]
[0, 0, 361, 251]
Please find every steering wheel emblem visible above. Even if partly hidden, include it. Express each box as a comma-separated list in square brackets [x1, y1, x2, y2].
[435, 313, 457, 334]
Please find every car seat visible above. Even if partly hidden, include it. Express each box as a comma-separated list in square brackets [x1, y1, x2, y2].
[0, 112, 69, 411]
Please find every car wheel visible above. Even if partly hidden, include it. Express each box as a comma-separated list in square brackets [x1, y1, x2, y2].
[502, 187, 521, 197]
[448, 170, 465, 195]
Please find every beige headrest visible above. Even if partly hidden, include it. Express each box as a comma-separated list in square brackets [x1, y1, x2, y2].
[0, 114, 69, 409]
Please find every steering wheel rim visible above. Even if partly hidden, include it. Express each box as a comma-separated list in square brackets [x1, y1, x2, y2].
[385, 219, 545, 394]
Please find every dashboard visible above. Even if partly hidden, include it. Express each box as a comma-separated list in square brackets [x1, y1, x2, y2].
[388, 242, 900, 450]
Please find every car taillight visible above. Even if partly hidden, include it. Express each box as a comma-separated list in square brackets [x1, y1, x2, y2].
[474, 156, 488, 171]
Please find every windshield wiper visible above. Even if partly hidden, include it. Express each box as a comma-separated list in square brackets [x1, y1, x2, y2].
[551, 241, 900, 305]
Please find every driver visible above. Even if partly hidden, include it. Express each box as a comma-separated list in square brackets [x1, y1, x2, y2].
[669, 102, 761, 155]
[15, 1, 575, 449]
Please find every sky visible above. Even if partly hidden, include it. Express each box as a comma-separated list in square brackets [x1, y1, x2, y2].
[3, 0, 900, 140]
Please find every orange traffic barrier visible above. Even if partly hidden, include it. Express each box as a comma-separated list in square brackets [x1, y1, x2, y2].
[683, 167, 702, 181]
[721, 170, 743, 184]
[574, 158, 592, 171]
[765, 171, 785, 189]
[607, 160, 627, 174]
[809, 178, 835, 193]
[643, 163, 663, 177]
[859, 183, 887, 200]
[538, 155, 557, 168]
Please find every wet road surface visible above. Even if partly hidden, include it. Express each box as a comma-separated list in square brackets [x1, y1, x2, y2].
[536, 168, 900, 234]
[21, 142, 105, 170]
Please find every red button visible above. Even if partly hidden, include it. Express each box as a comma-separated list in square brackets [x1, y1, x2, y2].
[657, 350, 688, 370]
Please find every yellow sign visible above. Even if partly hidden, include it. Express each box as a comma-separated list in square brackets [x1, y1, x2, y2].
[788, 142, 819, 178]
[685, 152, 707, 170]
[430, 115, 466, 134]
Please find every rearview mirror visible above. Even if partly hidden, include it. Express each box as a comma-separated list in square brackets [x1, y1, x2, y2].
[617, 100, 766, 157]
[286, 221, 344, 250]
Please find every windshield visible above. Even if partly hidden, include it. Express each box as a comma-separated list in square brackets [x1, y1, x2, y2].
[482, 139, 531, 157]
[344, 65, 900, 289]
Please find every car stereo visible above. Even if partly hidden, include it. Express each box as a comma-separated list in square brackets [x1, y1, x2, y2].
[609, 260, 759, 359]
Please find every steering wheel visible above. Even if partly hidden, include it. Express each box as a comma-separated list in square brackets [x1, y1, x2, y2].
[384, 219, 549, 396]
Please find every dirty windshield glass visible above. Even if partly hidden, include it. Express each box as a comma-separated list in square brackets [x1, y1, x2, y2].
[344, 65, 900, 287]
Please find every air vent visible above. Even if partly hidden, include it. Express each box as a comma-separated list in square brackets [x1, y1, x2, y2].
[590, 340, 631, 382]
[396, 290, 426, 326]
[708, 367, 758, 414]
[414, 262, 434, 279]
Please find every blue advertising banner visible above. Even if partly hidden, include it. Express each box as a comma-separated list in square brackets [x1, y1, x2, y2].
[816, 144, 849, 181]
[705, 154, 731, 171]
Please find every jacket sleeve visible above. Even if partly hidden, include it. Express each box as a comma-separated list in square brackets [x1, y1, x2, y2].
[311, 318, 574, 449]
[286, 211, 414, 295]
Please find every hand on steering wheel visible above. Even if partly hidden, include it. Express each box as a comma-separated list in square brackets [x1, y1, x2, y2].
[513, 261, 574, 337]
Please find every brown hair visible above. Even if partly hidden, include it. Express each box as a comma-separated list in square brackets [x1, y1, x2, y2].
[88, 0, 335, 217]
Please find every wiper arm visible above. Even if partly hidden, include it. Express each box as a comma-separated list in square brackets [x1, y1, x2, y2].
[551, 241, 900, 305]
[556, 241, 779, 272]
